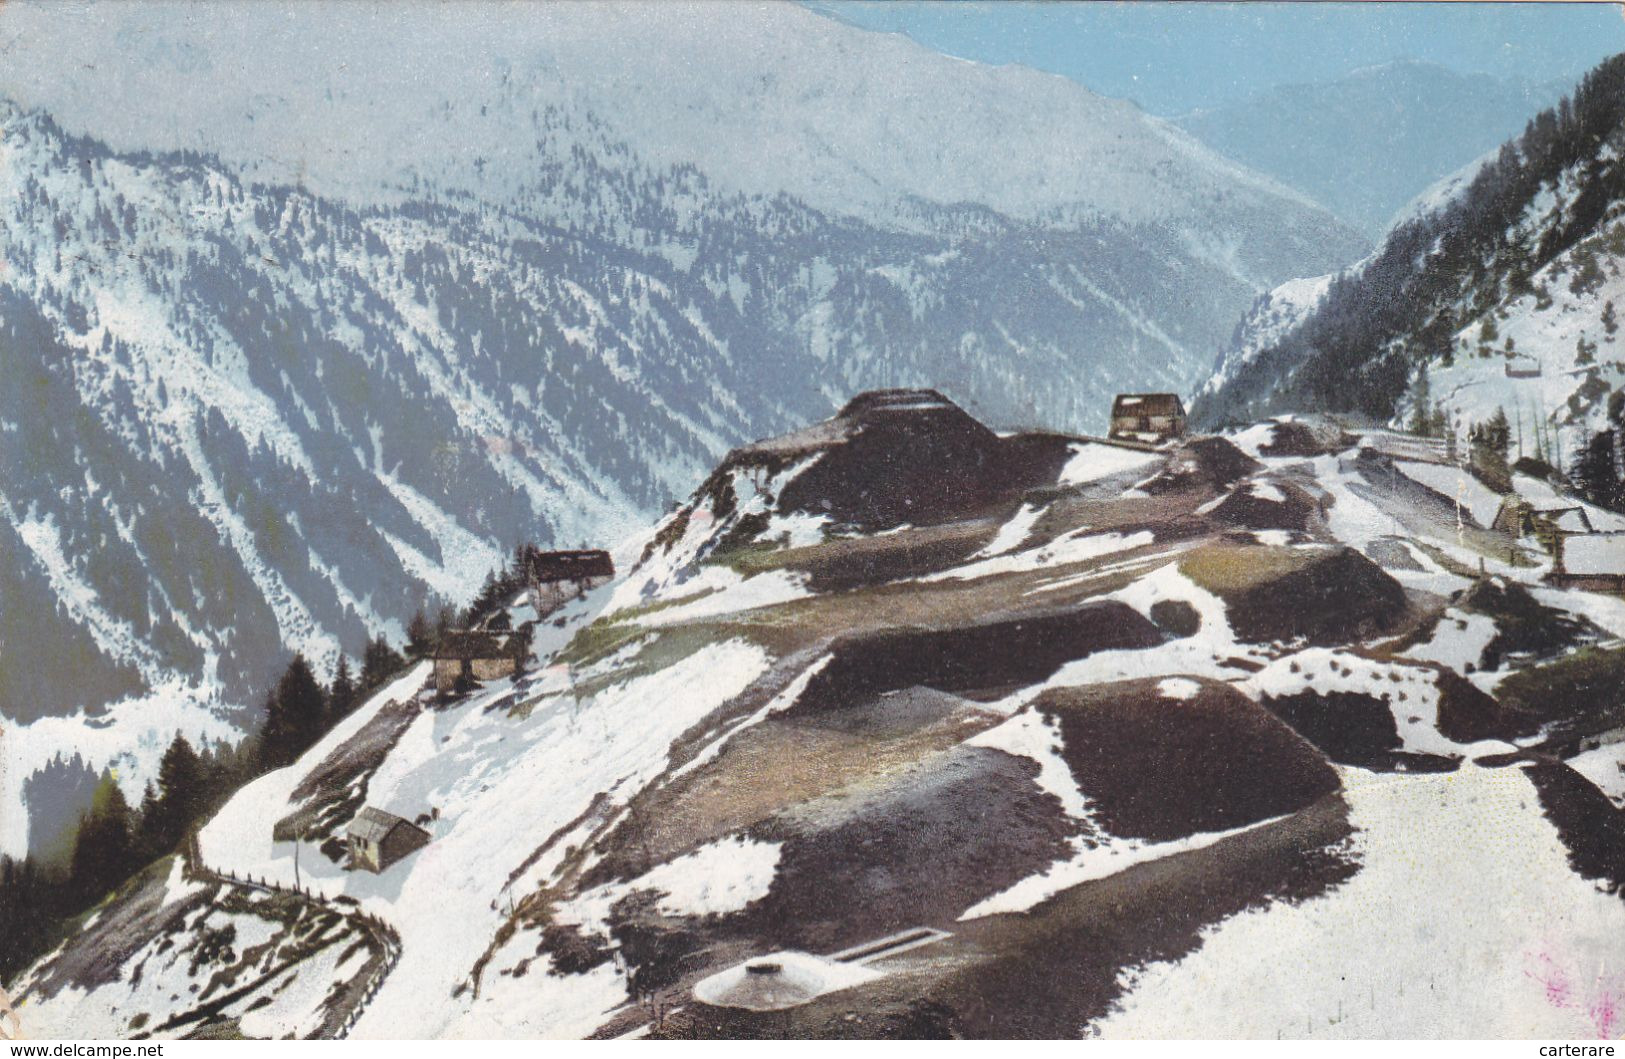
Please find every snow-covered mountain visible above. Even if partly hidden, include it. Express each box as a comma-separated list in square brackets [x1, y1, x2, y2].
[17, 396, 1625, 1039]
[1201, 273, 1335, 403]
[1177, 61, 1565, 238]
[0, 1, 1366, 857]
[1196, 54, 1625, 446]
[0, 1, 1354, 238]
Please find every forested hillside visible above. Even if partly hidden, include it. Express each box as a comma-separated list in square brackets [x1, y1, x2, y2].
[1197, 53, 1625, 488]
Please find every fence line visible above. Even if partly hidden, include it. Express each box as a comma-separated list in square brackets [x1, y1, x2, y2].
[183, 830, 402, 1039]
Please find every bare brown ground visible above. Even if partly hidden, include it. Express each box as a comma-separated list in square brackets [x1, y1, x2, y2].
[584, 690, 1002, 883]
[664, 791, 1355, 1039]
[1037, 678, 1341, 840]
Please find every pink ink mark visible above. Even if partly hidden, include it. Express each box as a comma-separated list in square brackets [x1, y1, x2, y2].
[1588, 991, 1619, 1039]
[1528, 947, 1625, 1039]
[1526, 951, 1573, 1010]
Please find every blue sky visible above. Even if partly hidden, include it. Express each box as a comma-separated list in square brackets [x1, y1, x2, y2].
[803, 2, 1625, 115]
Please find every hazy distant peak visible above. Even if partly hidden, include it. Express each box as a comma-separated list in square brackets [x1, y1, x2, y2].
[0, 0, 1352, 234]
[1176, 60, 1566, 238]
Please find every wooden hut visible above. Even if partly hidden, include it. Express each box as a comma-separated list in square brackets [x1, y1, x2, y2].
[1109, 394, 1187, 443]
[525, 549, 616, 613]
[432, 630, 526, 694]
[346, 807, 429, 873]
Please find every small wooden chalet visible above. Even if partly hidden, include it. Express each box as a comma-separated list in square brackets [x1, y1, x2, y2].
[347, 807, 429, 873]
[432, 629, 526, 694]
[525, 549, 616, 613]
[1109, 394, 1187, 443]
[1550, 532, 1625, 593]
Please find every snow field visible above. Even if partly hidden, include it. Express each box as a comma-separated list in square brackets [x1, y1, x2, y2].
[922, 530, 1156, 584]
[1097, 765, 1625, 1039]
[1059, 443, 1162, 487]
[559, 834, 782, 932]
[201, 639, 772, 1038]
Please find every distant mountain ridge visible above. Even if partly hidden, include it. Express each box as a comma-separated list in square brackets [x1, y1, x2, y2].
[1196, 53, 1625, 447]
[0, 1, 1348, 237]
[1177, 60, 1566, 238]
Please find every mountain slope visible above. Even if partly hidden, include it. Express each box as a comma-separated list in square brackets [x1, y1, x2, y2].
[1196, 54, 1625, 445]
[1177, 61, 1564, 238]
[17, 397, 1625, 1039]
[0, 4, 1366, 857]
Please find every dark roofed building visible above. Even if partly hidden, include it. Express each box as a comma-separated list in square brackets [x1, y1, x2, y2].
[1110, 393, 1187, 443]
[528, 549, 615, 581]
[347, 807, 429, 873]
[432, 629, 526, 694]
[525, 549, 615, 613]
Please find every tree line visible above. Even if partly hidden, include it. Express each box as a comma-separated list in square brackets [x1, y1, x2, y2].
[0, 538, 552, 984]
[0, 635, 413, 982]
[1453, 395, 1622, 516]
[1197, 52, 1625, 432]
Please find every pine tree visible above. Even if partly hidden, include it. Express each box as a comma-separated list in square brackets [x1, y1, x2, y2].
[406, 608, 433, 657]
[69, 770, 133, 904]
[261, 654, 326, 767]
[197, 739, 242, 818]
[135, 781, 162, 862]
[512, 540, 536, 582]
[329, 653, 356, 719]
[0, 857, 51, 981]
[1577, 335, 1597, 366]
[360, 634, 405, 691]
[1431, 402, 1451, 441]
[1605, 300, 1618, 339]
[1470, 408, 1514, 490]
[466, 570, 503, 625]
[1408, 365, 1434, 435]
[1574, 427, 1624, 512]
[151, 734, 205, 852]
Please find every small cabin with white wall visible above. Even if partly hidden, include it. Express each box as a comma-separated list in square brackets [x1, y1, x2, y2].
[1551, 532, 1625, 593]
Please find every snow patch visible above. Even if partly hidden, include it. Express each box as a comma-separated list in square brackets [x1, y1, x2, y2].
[1157, 677, 1202, 701]
[1060, 443, 1161, 487]
[1098, 766, 1625, 1039]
